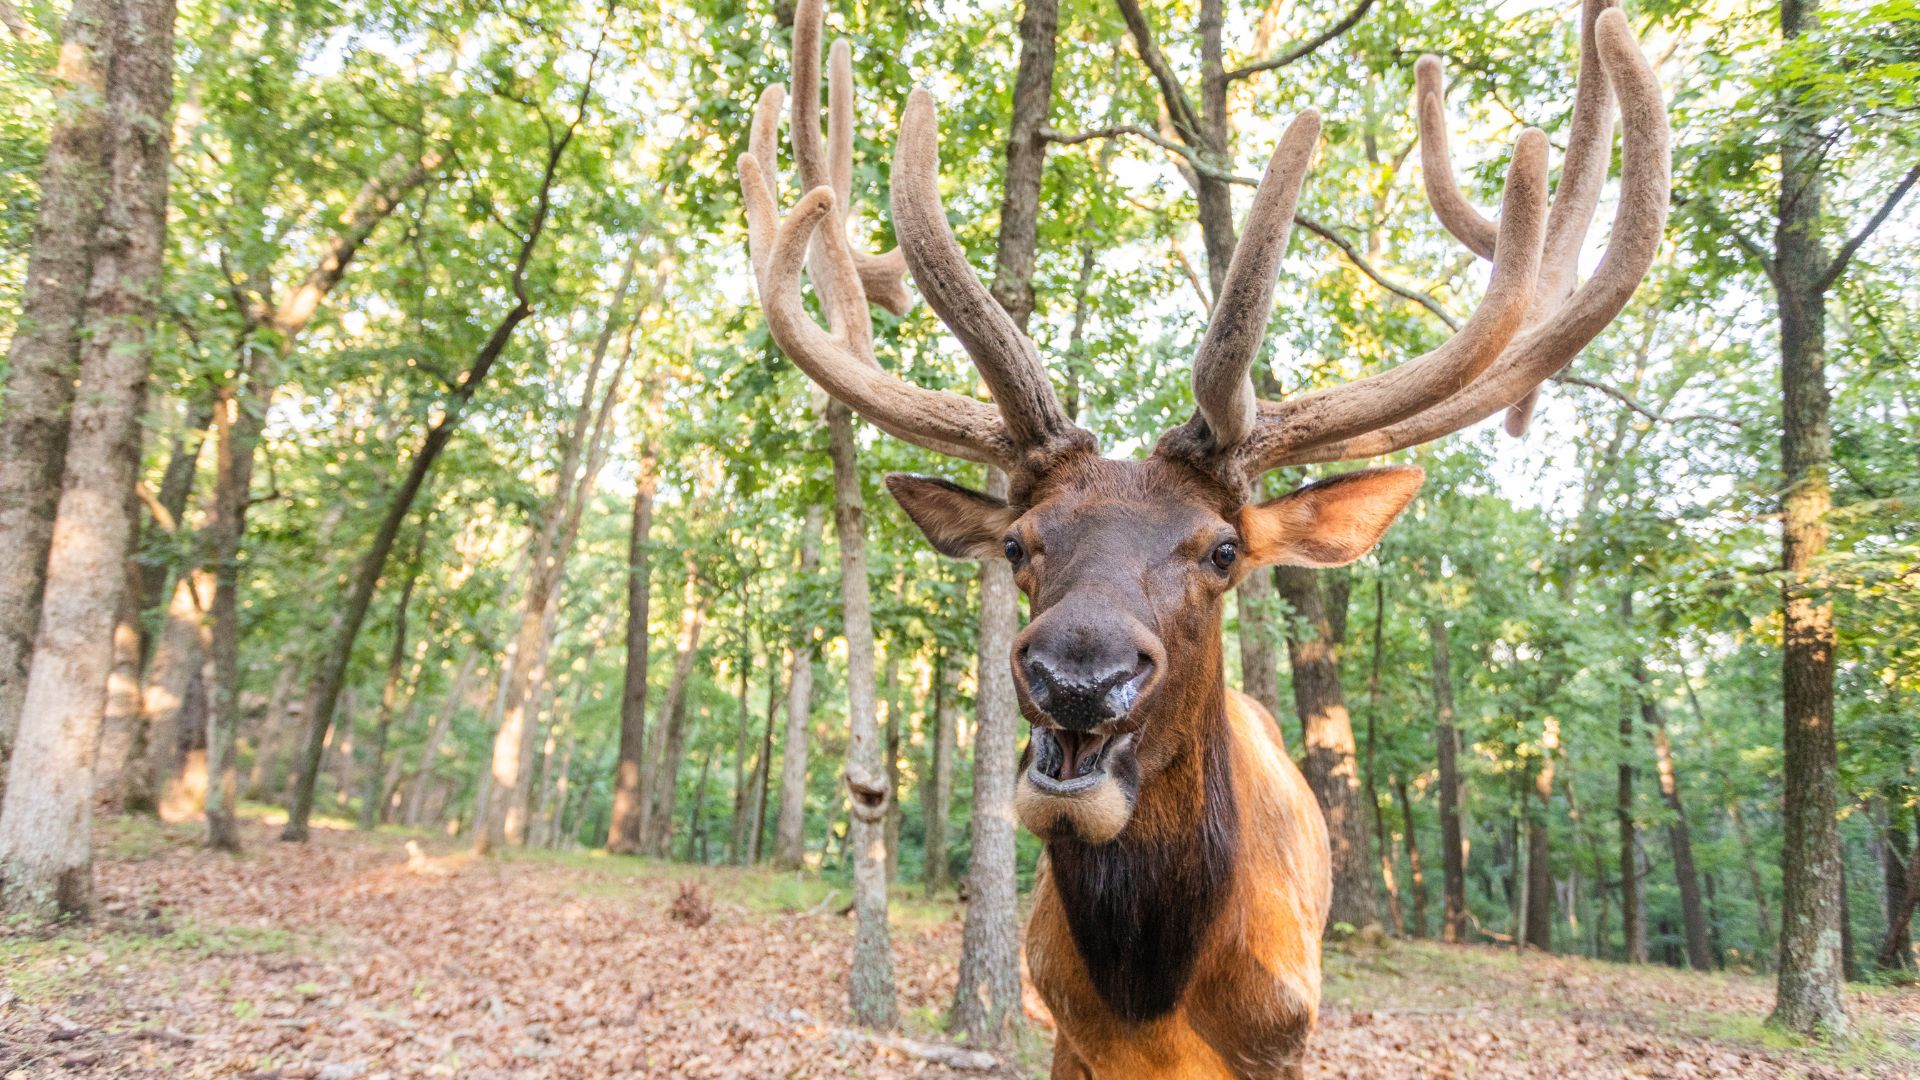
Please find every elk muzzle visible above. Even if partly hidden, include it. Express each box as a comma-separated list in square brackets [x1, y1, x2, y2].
[1012, 597, 1163, 844]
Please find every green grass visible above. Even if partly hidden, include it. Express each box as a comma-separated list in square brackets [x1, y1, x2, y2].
[515, 844, 965, 931]
[0, 916, 298, 1005]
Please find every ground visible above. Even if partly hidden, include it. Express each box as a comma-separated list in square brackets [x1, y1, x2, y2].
[1, 815, 1915, 1078]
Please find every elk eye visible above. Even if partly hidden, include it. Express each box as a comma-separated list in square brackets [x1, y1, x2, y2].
[1210, 541, 1238, 573]
[1004, 537, 1026, 566]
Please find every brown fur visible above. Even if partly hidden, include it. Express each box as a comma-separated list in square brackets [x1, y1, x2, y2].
[890, 452, 1418, 1078]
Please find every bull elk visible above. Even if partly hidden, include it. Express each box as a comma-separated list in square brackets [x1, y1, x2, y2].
[738, 0, 1668, 1073]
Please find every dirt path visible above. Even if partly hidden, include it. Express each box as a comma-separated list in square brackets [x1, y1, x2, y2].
[2, 819, 1914, 1078]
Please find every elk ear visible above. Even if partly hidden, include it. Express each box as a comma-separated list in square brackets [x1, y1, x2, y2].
[886, 473, 1021, 561]
[1238, 466, 1424, 569]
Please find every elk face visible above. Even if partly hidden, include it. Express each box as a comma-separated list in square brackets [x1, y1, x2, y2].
[889, 457, 1423, 844]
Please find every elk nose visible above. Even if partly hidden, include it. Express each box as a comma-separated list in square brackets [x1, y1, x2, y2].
[1018, 623, 1156, 732]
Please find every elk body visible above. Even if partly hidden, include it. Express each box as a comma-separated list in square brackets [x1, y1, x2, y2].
[739, 0, 1668, 1075]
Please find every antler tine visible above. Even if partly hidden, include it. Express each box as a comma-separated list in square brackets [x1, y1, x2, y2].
[739, 155, 1012, 464]
[1189, 110, 1321, 451]
[787, 0, 911, 320]
[745, 84, 786, 294]
[1413, 55, 1498, 260]
[1504, 0, 1619, 434]
[892, 90, 1089, 459]
[1238, 128, 1550, 467]
[1275, 7, 1669, 467]
[827, 36, 913, 317]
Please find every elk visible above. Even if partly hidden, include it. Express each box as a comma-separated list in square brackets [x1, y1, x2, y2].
[738, 0, 1667, 1074]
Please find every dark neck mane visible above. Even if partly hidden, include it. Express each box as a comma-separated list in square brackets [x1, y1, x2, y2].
[1046, 699, 1239, 1024]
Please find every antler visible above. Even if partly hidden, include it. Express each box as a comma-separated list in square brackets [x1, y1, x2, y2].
[1161, 0, 1668, 488]
[739, 0, 1091, 476]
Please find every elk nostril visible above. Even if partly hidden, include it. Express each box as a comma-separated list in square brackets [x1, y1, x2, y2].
[1135, 652, 1154, 677]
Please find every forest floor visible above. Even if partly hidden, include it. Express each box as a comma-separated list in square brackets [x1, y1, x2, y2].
[1, 814, 1915, 1079]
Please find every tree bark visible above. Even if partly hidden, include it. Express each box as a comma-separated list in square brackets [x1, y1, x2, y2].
[641, 578, 704, 855]
[1618, 694, 1644, 963]
[1770, 0, 1849, 1037]
[950, 469, 1022, 1044]
[826, 402, 896, 1028]
[771, 504, 824, 868]
[1362, 577, 1402, 936]
[746, 660, 780, 863]
[728, 655, 752, 864]
[356, 535, 423, 834]
[924, 650, 959, 895]
[1876, 811, 1919, 970]
[1396, 776, 1428, 938]
[1429, 617, 1467, 944]
[0, 0, 114, 769]
[608, 462, 656, 854]
[882, 651, 902, 883]
[1636, 662, 1713, 970]
[1524, 720, 1558, 952]
[1277, 565, 1377, 931]
[92, 567, 145, 811]
[0, 0, 173, 919]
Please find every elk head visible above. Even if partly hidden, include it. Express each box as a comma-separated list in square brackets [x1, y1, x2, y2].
[741, 0, 1668, 845]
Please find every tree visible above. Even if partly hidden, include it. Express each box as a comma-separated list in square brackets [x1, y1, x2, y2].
[950, 0, 1059, 1045]
[607, 463, 657, 855]
[0, 0, 113, 775]
[0, 0, 175, 918]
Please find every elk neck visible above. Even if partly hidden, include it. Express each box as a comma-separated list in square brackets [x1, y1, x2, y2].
[1044, 646, 1241, 1024]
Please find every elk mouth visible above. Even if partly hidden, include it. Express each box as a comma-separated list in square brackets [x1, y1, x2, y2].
[1027, 727, 1136, 795]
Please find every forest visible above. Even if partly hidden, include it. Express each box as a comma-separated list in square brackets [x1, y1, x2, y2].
[0, 0, 1916, 1074]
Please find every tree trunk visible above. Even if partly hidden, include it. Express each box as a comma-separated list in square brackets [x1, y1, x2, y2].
[1524, 720, 1557, 952]
[1770, 0, 1848, 1036]
[137, 574, 211, 815]
[1397, 776, 1428, 938]
[951, 469, 1022, 1044]
[1277, 564, 1376, 931]
[925, 650, 958, 895]
[641, 580, 704, 855]
[608, 463, 656, 854]
[93, 570, 145, 811]
[0, 0, 173, 919]
[882, 651, 901, 883]
[686, 747, 712, 863]
[771, 504, 824, 869]
[1429, 618, 1468, 944]
[1618, 695, 1644, 963]
[0, 0, 114, 769]
[728, 657, 752, 864]
[1876, 812, 1919, 970]
[947, 0, 1060, 1041]
[826, 402, 896, 1029]
[357, 541, 423, 833]
[1362, 577, 1402, 936]
[1637, 666, 1712, 970]
[747, 662, 780, 863]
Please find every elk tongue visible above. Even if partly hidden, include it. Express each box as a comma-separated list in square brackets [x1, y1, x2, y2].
[1057, 730, 1110, 780]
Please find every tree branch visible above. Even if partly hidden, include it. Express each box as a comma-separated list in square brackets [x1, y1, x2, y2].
[1225, 0, 1375, 82]
[1818, 160, 1920, 292]
[1550, 374, 1744, 429]
[1046, 125, 1460, 328]
[1111, 0, 1203, 145]
[1292, 213, 1460, 330]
